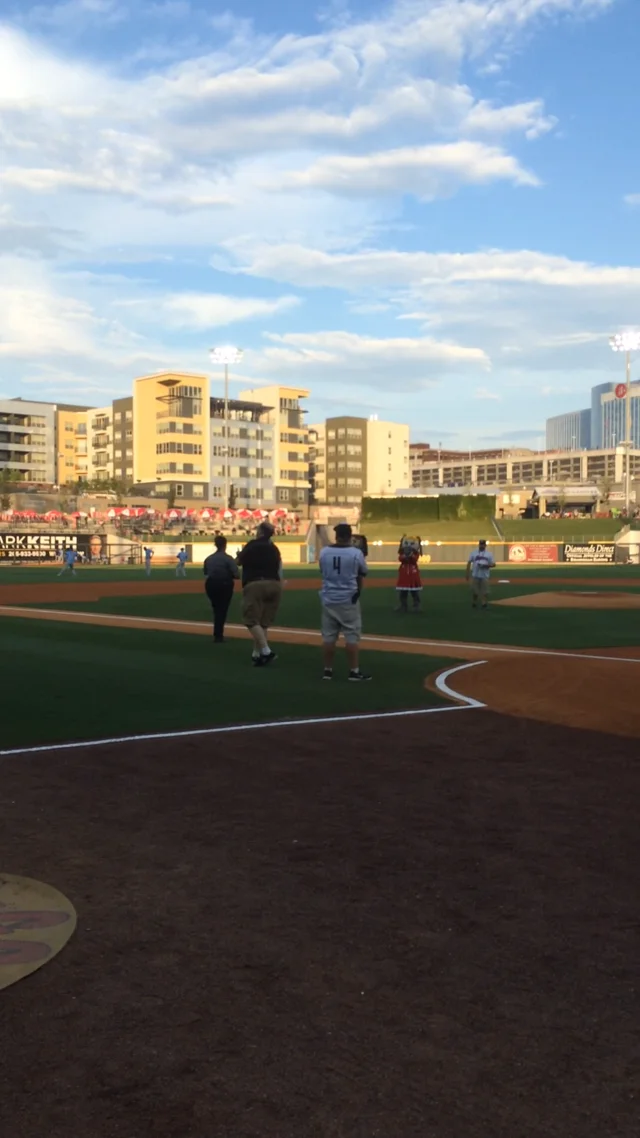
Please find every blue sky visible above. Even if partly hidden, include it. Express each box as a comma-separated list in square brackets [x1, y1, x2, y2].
[0, 0, 638, 445]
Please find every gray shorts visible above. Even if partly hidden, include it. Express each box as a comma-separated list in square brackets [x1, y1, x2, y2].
[321, 601, 362, 645]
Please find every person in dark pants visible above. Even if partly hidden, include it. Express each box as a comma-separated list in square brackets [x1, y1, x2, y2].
[203, 536, 240, 642]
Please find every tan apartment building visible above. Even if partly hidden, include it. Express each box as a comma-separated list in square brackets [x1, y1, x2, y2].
[324, 416, 410, 505]
[308, 422, 326, 503]
[133, 371, 210, 500]
[55, 406, 90, 485]
[239, 385, 310, 507]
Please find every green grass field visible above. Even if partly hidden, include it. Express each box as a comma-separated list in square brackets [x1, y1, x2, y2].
[499, 519, 621, 542]
[0, 616, 453, 750]
[361, 521, 497, 542]
[3, 561, 640, 749]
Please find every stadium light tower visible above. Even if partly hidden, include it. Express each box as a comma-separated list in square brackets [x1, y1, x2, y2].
[609, 330, 640, 516]
[209, 346, 244, 509]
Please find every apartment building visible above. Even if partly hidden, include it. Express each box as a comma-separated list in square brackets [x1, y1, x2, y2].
[324, 416, 410, 505]
[308, 423, 326, 503]
[0, 398, 56, 484]
[239, 385, 310, 507]
[133, 371, 210, 499]
[210, 395, 275, 506]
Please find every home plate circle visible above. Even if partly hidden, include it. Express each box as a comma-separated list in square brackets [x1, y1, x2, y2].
[0, 874, 76, 990]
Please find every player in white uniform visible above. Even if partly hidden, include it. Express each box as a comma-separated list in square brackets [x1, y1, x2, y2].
[143, 547, 153, 577]
[176, 547, 188, 578]
[58, 547, 78, 578]
[466, 539, 496, 609]
[318, 523, 371, 682]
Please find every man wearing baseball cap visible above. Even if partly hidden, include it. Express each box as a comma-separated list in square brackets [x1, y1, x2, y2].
[466, 538, 496, 610]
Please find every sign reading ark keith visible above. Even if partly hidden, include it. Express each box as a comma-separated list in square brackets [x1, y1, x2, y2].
[563, 542, 616, 564]
[0, 533, 77, 561]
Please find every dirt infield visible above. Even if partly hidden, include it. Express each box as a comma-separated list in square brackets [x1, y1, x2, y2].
[2, 712, 639, 1137]
[497, 590, 640, 609]
[2, 573, 640, 606]
[3, 603, 640, 738]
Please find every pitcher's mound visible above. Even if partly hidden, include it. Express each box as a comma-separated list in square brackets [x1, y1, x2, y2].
[0, 874, 76, 990]
[496, 591, 640, 610]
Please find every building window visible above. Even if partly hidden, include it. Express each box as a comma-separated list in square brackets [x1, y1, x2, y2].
[175, 484, 184, 497]
[278, 488, 289, 501]
[192, 485, 204, 498]
[125, 410, 132, 421]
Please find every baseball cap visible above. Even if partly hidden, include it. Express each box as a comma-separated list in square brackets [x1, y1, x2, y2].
[479, 538, 487, 547]
[334, 523, 352, 541]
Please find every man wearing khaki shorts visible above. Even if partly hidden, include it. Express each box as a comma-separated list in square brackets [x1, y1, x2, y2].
[466, 539, 496, 610]
[236, 522, 283, 667]
[318, 523, 371, 682]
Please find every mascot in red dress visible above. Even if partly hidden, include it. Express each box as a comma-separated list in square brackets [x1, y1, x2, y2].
[396, 535, 422, 612]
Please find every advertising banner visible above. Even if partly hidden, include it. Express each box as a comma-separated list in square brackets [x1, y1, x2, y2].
[0, 533, 76, 562]
[563, 542, 616, 564]
[0, 532, 131, 562]
[508, 543, 559, 564]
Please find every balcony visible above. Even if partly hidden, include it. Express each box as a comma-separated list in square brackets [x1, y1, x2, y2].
[93, 434, 110, 449]
[92, 417, 110, 432]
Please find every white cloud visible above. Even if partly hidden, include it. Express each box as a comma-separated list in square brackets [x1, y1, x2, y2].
[624, 193, 640, 207]
[145, 292, 301, 329]
[475, 386, 501, 401]
[229, 242, 640, 290]
[273, 141, 538, 199]
[256, 329, 489, 391]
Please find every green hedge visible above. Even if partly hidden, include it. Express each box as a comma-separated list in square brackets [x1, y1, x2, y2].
[362, 495, 495, 524]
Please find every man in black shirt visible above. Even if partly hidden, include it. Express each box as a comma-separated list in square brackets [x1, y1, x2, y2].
[236, 522, 282, 666]
[203, 536, 239, 642]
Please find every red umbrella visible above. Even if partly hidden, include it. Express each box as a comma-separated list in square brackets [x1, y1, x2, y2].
[270, 508, 288, 519]
[236, 508, 252, 520]
[166, 508, 182, 519]
[252, 508, 267, 519]
[44, 510, 62, 520]
[200, 508, 214, 519]
[221, 509, 234, 519]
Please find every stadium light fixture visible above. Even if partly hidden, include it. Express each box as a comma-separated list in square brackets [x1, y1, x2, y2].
[209, 347, 244, 510]
[609, 330, 640, 516]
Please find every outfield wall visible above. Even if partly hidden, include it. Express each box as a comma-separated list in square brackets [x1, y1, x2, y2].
[364, 541, 621, 565]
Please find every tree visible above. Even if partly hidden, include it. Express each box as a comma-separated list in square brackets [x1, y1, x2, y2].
[228, 483, 238, 509]
[166, 485, 177, 510]
[0, 468, 21, 510]
[556, 485, 567, 514]
[597, 476, 613, 507]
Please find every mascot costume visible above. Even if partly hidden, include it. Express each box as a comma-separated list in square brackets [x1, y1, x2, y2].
[396, 535, 422, 612]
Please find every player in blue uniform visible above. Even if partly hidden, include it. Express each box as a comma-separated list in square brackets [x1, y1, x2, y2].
[176, 547, 188, 578]
[57, 547, 78, 578]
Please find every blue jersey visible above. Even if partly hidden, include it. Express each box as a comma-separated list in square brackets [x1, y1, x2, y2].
[145, 549, 153, 562]
[319, 544, 367, 605]
[64, 549, 78, 565]
[177, 550, 188, 564]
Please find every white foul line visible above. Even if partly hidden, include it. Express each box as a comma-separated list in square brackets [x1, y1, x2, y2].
[0, 697, 485, 763]
[2, 605, 640, 665]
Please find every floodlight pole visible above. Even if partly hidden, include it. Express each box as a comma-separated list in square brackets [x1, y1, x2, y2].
[624, 350, 632, 517]
[224, 362, 230, 510]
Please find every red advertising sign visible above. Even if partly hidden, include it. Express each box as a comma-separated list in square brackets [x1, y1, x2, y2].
[508, 543, 559, 563]
[615, 383, 627, 399]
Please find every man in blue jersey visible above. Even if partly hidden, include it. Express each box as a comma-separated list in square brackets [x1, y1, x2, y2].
[318, 523, 371, 682]
[57, 547, 78, 578]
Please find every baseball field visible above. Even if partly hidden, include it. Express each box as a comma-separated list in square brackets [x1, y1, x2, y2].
[2, 561, 639, 1137]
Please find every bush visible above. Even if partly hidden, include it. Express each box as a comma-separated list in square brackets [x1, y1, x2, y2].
[361, 495, 495, 525]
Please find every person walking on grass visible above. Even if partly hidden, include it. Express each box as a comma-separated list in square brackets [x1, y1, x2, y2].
[236, 522, 283, 667]
[203, 535, 239, 643]
[176, 547, 188, 578]
[143, 546, 153, 577]
[58, 547, 78, 578]
[319, 523, 371, 682]
[466, 539, 496, 610]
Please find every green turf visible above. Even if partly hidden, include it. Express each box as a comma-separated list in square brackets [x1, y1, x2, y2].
[360, 521, 497, 542]
[499, 519, 621, 542]
[29, 572, 640, 651]
[0, 618, 452, 750]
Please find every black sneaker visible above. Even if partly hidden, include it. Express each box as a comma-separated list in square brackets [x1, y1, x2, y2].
[348, 670, 372, 683]
[261, 651, 278, 666]
[252, 655, 264, 667]
[322, 668, 333, 681]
